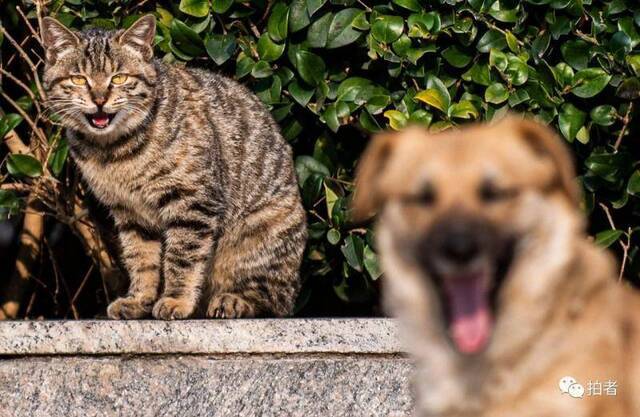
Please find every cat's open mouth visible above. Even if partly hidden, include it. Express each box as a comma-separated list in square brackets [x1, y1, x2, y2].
[86, 111, 115, 129]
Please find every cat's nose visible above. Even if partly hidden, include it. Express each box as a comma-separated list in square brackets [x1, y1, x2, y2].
[93, 96, 107, 107]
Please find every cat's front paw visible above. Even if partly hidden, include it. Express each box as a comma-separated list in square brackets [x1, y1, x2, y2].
[107, 296, 153, 319]
[206, 293, 256, 318]
[152, 297, 195, 320]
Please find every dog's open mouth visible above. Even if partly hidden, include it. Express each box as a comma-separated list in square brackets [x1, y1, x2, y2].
[432, 242, 514, 355]
[441, 270, 492, 354]
[86, 111, 115, 129]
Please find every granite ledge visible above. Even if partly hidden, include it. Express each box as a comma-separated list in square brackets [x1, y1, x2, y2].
[0, 318, 402, 356]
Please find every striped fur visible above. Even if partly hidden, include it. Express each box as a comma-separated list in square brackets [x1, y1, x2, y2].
[42, 16, 307, 319]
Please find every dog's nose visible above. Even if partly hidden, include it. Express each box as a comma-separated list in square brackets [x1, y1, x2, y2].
[439, 229, 480, 263]
[430, 220, 483, 266]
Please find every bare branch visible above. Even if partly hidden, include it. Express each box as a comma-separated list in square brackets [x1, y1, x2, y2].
[614, 103, 634, 151]
[598, 202, 630, 281]
[16, 6, 43, 45]
[0, 25, 46, 100]
[0, 183, 30, 192]
[0, 67, 41, 113]
[3, 128, 32, 155]
[0, 91, 48, 150]
[70, 196, 122, 292]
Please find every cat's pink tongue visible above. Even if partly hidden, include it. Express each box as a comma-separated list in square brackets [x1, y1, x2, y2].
[443, 275, 492, 354]
[91, 114, 110, 128]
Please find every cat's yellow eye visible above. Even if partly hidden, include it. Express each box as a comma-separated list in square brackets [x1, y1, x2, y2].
[111, 74, 128, 85]
[70, 76, 87, 86]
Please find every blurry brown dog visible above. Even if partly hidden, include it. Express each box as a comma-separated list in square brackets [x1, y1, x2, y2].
[353, 117, 640, 417]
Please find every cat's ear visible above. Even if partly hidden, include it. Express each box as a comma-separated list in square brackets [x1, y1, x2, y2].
[42, 17, 79, 64]
[117, 15, 156, 60]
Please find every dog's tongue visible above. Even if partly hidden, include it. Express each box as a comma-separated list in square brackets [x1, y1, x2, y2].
[443, 274, 492, 354]
[91, 113, 110, 128]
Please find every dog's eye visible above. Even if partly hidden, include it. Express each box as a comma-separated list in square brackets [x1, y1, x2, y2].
[479, 182, 516, 203]
[407, 186, 436, 206]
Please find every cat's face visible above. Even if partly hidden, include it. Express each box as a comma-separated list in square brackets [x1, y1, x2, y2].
[42, 16, 157, 142]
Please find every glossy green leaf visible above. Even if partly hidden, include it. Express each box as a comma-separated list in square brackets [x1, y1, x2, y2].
[211, 0, 233, 13]
[442, 46, 472, 68]
[341, 234, 365, 272]
[463, 62, 492, 86]
[295, 50, 326, 86]
[323, 103, 340, 132]
[170, 19, 204, 57]
[485, 83, 509, 104]
[0, 190, 20, 217]
[571, 68, 612, 98]
[205, 34, 236, 65]
[595, 229, 623, 248]
[179, 0, 209, 17]
[307, 12, 332, 47]
[49, 138, 69, 177]
[268, 2, 289, 42]
[407, 12, 440, 37]
[505, 56, 529, 86]
[7, 154, 43, 178]
[0, 113, 23, 139]
[363, 246, 382, 280]
[251, 60, 273, 78]
[383, 110, 408, 130]
[415, 76, 451, 112]
[489, 48, 508, 71]
[326, 8, 363, 49]
[559, 103, 586, 141]
[371, 15, 404, 44]
[289, 80, 315, 106]
[590, 105, 618, 126]
[449, 101, 479, 119]
[477, 30, 507, 53]
[327, 228, 341, 245]
[307, 0, 327, 17]
[392, 0, 421, 12]
[561, 40, 591, 70]
[290, 0, 311, 32]
[257, 34, 285, 62]
[295, 155, 330, 186]
[627, 170, 640, 196]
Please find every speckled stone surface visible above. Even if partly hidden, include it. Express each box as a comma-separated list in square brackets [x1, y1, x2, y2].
[0, 319, 414, 416]
[0, 318, 401, 355]
[0, 356, 413, 417]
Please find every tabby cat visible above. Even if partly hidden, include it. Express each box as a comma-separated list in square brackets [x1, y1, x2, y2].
[41, 15, 307, 319]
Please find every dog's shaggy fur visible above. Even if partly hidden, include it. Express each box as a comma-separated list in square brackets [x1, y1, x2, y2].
[353, 117, 640, 417]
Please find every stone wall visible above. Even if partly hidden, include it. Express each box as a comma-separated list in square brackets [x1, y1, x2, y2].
[0, 319, 413, 417]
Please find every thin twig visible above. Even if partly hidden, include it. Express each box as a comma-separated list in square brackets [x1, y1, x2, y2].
[16, 6, 43, 45]
[0, 25, 46, 100]
[614, 103, 633, 151]
[35, 0, 46, 43]
[69, 264, 94, 314]
[598, 202, 630, 281]
[0, 91, 48, 150]
[0, 183, 30, 192]
[0, 67, 42, 113]
[24, 291, 37, 318]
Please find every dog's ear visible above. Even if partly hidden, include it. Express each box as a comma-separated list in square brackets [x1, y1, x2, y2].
[352, 130, 404, 221]
[509, 117, 580, 206]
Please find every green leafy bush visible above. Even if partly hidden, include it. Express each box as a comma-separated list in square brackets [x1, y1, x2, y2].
[0, 0, 639, 318]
